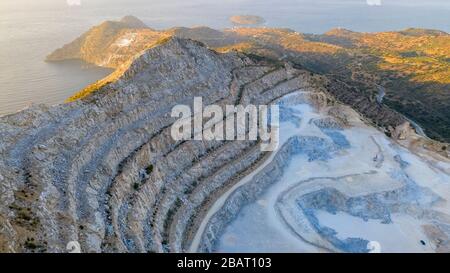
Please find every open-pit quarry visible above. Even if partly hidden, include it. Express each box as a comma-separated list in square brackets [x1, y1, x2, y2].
[1, 37, 449, 253]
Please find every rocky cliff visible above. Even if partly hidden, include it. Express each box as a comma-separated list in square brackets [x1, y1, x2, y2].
[46, 16, 169, 68]
[2, 36, 449, 253]
[1, 37, 326, 252]
[46, 18, 450, 143]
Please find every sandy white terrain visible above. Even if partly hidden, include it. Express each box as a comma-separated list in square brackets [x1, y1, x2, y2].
[194, 93, 450, 253]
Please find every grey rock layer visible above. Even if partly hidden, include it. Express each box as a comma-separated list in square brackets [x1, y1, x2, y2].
[0, 37, 321, 253]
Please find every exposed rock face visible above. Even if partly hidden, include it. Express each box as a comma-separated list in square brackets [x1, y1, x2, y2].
[391, 122, 414, 140]
[3, 35, 450, 253]
[0, 37, 323, 252]
[46, 16, 169, 68]
[196, 135, 339, 252]
[190, 92, 450, 253]
[46, 18, 450, 143]
[42, 18, 418, 143]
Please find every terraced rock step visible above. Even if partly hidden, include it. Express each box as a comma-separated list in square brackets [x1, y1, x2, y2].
[0, 37, 322, 253]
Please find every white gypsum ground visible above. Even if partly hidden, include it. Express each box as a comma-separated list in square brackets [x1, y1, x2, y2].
[192, 92, 450, 253]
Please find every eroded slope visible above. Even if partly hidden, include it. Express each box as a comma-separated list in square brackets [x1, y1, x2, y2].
[1, 37, 321, 252]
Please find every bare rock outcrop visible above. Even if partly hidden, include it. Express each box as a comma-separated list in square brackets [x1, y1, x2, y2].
[45, 19, 414, 142]
[0, 37, 321, 252]
[46, 16, 168, 68]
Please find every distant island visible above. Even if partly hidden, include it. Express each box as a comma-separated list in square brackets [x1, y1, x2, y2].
[229, 15, 265, 26]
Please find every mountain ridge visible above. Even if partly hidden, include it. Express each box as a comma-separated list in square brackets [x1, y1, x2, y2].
[46, 17, 450, 143]
[2, 37, 450, 252]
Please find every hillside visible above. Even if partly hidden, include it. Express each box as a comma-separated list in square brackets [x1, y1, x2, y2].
[2, 37, 450, 253]
[46, 18, 450, 142]
[46, 16, 170, 68]
[306, 28, 450, 141]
